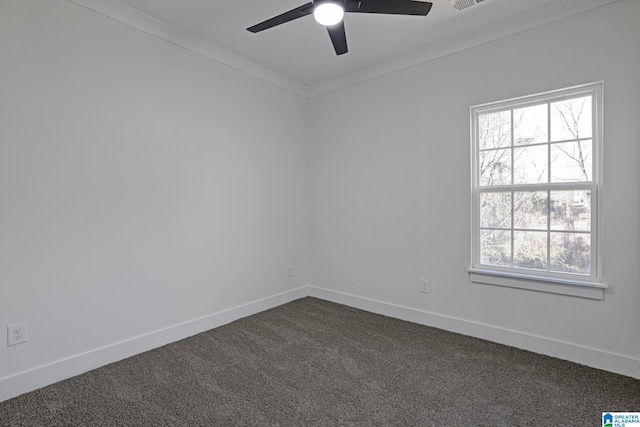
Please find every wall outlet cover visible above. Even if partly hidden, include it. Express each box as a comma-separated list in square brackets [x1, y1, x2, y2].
[7, 322, 28, 347]
[420, 279, 429, 293]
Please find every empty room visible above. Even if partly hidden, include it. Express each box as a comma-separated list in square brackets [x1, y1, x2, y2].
[1, 0, 639, 425]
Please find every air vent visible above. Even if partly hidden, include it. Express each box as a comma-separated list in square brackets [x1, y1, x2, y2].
[450, 0, 485, 11]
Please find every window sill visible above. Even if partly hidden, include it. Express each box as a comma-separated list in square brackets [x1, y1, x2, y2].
[468, 268, 607, 300]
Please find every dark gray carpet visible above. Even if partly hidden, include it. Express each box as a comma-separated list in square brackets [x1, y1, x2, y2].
[1, 297, 639, 426]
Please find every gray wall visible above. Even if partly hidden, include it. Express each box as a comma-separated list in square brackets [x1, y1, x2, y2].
[309, 0, 640, 362]
[2, 0, 639, 402]
[0, 0, 309, 384]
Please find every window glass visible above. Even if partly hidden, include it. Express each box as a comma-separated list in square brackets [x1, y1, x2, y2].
[472, 83, 601, 284]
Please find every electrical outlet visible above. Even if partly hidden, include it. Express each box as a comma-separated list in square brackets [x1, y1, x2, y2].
[420, 279, 429, 294]
[7, 322, 28, 347]
[287, 265, 293, 277]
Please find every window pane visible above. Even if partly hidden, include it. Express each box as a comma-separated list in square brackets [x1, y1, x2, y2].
[514, 104, 548, 145]
[550, 190, 591, 231]
[480, 148, 511, 186]
[479, 111, 511, 150]
[513, 145, 548, 184]
[550, 233, 590, 274]
[472, 83, 600, 282]
[550, 140, 592, 183]
[480, 192, 511, 228]
[480, 230, 511, 267]
[550, 96, 592, 141]
[513, 231, 547, 270]
[514, 191, 547, 230]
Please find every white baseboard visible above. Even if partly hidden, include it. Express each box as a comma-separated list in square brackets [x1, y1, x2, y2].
[3, 284, 638, 403]
[307, 286, 640, 380]
[0, 286, 309, 403]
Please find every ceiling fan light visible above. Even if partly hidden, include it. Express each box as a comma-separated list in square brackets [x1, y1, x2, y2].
[313, 2, 344, 27]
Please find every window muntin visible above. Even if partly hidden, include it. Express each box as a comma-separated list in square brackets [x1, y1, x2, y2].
[471, 83, 602, 285]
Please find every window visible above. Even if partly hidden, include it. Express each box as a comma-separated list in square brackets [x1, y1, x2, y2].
[469, 82, 606, 299]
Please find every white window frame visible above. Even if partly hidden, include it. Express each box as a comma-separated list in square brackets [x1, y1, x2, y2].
[469, 82, 607, 299]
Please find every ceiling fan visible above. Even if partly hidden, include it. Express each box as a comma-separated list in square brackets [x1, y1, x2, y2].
[247, 0, 433, 55]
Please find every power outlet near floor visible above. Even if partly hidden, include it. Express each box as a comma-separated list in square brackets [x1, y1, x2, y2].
[420, 279, 429, 294]
[7, 322, 28, 347]
[287, 265, 293, 277]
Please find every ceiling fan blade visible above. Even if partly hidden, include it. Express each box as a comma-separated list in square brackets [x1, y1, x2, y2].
[327, 21, 348, 55]
[345, 0, 432, 16]
[247, 2, 313, 33]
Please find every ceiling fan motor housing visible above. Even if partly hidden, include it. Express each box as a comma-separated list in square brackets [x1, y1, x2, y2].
[313, 0, 346, 5]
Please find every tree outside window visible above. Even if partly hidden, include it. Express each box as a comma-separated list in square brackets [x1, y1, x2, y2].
[471, 83, 602, 285]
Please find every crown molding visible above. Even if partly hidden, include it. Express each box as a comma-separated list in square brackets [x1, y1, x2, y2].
[67, 0, 311, 98]
[68, 0, 618, 99]
[308, 0, 620, 97]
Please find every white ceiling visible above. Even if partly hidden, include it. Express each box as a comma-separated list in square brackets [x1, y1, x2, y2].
[70, 0, 617, 96]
